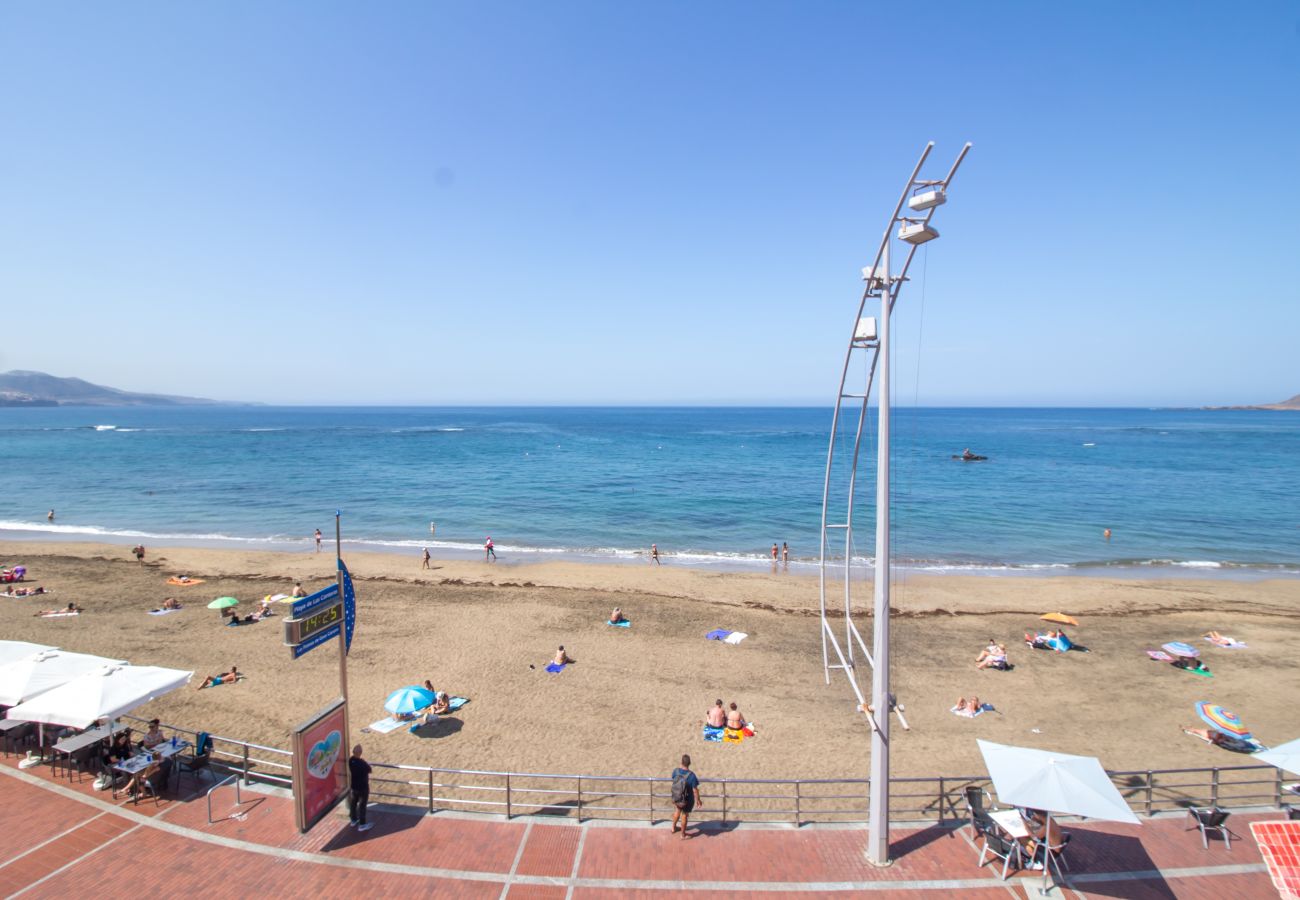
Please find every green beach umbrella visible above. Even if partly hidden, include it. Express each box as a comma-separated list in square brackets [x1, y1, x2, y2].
[207, 596, 239, 610]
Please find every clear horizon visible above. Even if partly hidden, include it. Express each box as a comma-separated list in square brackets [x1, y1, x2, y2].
[2, 3, 1296, 407]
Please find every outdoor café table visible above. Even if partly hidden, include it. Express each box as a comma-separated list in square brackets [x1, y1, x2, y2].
[51, 723, 126, 779]
[989, 808, 1030, 840]
[0, 718, 33, 756]
[114, 739, 191, 796]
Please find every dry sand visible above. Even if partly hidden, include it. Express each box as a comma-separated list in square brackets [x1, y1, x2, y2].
[2, 541, 1298, 782]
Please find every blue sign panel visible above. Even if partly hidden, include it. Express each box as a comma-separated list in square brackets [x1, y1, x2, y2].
[291, 584, 339, 619]
[290, 623, 341, 659]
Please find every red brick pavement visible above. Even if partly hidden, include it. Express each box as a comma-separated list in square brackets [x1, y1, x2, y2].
[1254, 820, 1300, 899]
[0, 760, 1288, 898]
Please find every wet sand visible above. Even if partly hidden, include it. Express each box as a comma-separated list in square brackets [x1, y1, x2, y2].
[2, 541, 1297, 781]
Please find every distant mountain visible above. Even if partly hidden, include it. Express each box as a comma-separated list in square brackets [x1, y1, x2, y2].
[1204, 394, 1300, 411]
[0, 370, 234, 407]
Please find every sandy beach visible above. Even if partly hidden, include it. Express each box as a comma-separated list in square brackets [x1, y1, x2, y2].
[2, 540, 1297, 782]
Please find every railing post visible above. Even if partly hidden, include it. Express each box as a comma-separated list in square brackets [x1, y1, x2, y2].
[648, 780, 654, 824]
[1211, 768, 1220, 807]
[428, 770, 434, 813]
[938, 777, 945, 823]
[721, 780, 728, 824]
[1277, 767, 1284, 809]
[1146, 771, 1153, 817]
[794, 781, 801, 827]
[576, 776, 582, 822]
[242, 744, 250, 784]
[506, 774, 512, 819]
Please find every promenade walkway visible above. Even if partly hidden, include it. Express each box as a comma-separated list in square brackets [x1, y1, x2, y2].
[0, 753, 1286, 899]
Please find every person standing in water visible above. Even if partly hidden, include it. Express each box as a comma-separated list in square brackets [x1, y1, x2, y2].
[314, 528, 323, 552]
[1103, 528, 1112, 541]
[484, 537, 496, 561]
[781, 542, 789, 565]
[47, 509, 54, 522]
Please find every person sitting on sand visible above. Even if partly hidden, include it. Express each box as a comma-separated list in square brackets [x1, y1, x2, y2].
[725, 702, 747, 730]
[976, 641, 1009, 670]
[1172, 656, 1210, 673]
[706, 699, 727, 728]
[430, 692, 451, 715]
[291, 582, 307, 598]
[175, 575, 193, 584]
[197, 666, 239, 690]
[553, 646, 572, 666]
[161, 597, 180, 610]
[609, 607, 625, 624]
[954, 696, 982, 715]
[36, 603, 81, 616]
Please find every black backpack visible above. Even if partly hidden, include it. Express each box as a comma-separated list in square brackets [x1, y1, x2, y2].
[671, 768, 690, 805]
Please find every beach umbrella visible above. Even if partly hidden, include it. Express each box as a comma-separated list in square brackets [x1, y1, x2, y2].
[1253, 738, 1300, 778]
[207, 596, 239, 610]
[384, 685, 435, 715]
[978, 739, 1140, 893]
[1196, 702, 1251, 740]
[7, 664, 193, 729]
[0, 641, 56, 667]
[1040, 613, 1078, 627]
[1162, 641, 1199, 658]
[0, 649, 128, 706]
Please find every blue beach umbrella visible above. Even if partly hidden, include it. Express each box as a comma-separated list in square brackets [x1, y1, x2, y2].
[384, 686, 435, 715]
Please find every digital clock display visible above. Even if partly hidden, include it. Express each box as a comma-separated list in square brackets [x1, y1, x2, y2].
[285, 602, 342, 645]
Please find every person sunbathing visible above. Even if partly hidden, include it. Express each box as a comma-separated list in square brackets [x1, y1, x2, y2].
[162, 597, 180, 610]
[725, 702, 747, 730]
[1182, 726, 1247, 750]
[609, 607, 625, 624]
[553, 646, 572, 665]
[430, 692, 451, 715]
[1204, 631, 1238, 647]
[248, 604, 273, 621]
[976, 641, 1009, 669]
[954, 696, 982, 715]
[197, 666, 239, 689]
[1172, 656, 1209, 673]
[706, 699, 727, 728]
[35, 603, 81, 616]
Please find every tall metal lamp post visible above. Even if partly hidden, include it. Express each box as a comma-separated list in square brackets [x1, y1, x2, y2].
[817, 142, 971, 866]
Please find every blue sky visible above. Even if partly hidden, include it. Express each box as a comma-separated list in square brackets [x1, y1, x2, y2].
[1, 2, 1296, 406]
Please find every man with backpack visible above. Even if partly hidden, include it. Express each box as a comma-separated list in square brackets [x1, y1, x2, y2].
[670, 754, 701, 839]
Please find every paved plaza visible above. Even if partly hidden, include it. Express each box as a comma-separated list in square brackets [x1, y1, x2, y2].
[0, 753, 1287, 898]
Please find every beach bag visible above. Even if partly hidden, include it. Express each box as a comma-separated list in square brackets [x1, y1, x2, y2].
[671, 769, 690, 807]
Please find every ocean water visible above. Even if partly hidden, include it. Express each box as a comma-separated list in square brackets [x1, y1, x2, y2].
[0, 406, 1296, 576]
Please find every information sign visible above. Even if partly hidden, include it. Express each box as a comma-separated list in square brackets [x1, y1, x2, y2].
[291, 584, 339, 619]
[283, 602, 343, 646]
[291, 698, 348, 833]
[290, 623, 341, 660]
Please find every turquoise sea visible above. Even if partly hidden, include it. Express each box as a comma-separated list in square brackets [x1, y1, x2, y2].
[0, 406, 1296, 576]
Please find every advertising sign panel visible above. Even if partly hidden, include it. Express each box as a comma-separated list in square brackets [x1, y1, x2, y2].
[291, 698, 349, 833]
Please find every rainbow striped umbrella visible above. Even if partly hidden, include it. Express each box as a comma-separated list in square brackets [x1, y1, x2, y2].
[1162, 641, 1199, 658]
[1196, 702, 1251, 740]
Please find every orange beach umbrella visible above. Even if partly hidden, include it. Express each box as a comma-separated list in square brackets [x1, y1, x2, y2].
[1040, 613, 1079, 626]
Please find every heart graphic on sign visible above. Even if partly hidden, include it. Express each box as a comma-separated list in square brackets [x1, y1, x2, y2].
[306, 730, 342, 779]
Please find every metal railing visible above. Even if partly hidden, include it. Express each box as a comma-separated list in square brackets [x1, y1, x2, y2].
[126, 714, 1292, 825]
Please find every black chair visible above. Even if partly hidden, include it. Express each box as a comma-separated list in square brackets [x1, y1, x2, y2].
[180, 732, 214, 786]
[965, 785, 992, 836]
[1188, 807, 1232, 849]
[978, 829, 1023, 880]
[1285, 805, 1300, 821]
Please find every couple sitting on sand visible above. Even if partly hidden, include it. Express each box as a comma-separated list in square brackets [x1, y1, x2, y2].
[975, 640, 1010, 670]
[706, 699, 747, 731]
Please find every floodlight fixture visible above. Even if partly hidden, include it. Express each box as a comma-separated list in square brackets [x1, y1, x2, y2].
[907, 187, 946, 211]
[898, 220, 939, 245]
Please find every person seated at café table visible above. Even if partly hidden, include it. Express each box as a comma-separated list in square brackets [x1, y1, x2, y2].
[141, 719, 165, 750]
[1019, 808, 1065, 868]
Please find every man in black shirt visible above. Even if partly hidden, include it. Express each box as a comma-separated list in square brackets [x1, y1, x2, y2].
[348, 744, 373, 832]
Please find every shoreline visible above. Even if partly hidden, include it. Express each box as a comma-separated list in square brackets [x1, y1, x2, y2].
[2, 526, 1294, 582]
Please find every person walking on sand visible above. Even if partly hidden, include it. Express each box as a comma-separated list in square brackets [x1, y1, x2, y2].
[133, 544, 145, 563]
[670, 754, 701, 839]
[650, 543, 661, 565]
[484, 537, 496, 562]
[421, 547, 431, 569]
[348, 745, 373, 832]
[314, 529, 323, 552]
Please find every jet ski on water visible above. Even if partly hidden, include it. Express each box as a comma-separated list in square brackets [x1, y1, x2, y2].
[952, 448, 988, 461]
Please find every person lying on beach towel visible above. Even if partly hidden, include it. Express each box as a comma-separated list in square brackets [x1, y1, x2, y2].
[1171, 657, 1211, 676]
[2, 586, 49, 598]
[950, 696, 989, 718]
[35, 603, 81, 617]
[1025, 630, 1073, 652]
[1182, 727, 1262, 753]
[1204, 632, 1247, 649]
[197, 666, 240, 689]
[167, 576, 204, 586]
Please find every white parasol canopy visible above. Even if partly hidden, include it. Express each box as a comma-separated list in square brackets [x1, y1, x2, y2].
[977, 739, 1141, 825]
[6, 664, 193, 729]
[0, 641, 57, 667]
[1254, 738, 1300, 778]
[0, 649, 128, 706]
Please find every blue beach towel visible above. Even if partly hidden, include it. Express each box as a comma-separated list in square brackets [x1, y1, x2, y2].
[545, 663, 566, 674]
[703, 725, 724, 743]
[449, 697, 469, 711]
[706, 629, 732, 641]
[607, 619, 632, 628]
